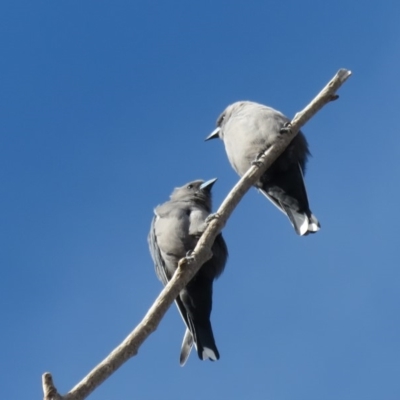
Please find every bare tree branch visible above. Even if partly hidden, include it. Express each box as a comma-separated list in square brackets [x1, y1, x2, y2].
[42, 68, 352, 400]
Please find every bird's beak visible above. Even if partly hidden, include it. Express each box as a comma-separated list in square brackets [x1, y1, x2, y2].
[199, 178, 217, 191]
[205, 127, 220, 141]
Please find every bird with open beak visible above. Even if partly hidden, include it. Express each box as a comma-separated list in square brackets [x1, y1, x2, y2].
[206, 101, 320, 236]
[148, 179, 228, 365]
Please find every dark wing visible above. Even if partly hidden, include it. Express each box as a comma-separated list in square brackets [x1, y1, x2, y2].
[180, 329, 194, 366]
[148, 215, 169, 286]
[212, 233, 228, 279]
[149, 213, 195, 363]
[259, 162, 309, 213]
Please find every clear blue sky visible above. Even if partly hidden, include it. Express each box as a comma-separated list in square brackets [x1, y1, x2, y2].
[1, 1, 399, 399]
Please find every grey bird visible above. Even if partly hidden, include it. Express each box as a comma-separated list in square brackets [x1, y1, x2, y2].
[206, 101, 320, 236]
[148, 178, 228, 365]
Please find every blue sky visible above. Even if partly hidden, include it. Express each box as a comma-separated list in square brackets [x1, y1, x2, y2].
[1, 1, 400, 399]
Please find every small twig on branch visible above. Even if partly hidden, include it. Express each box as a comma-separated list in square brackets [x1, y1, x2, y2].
[42, 68, 352, 400]
[42, 372, 62, 400]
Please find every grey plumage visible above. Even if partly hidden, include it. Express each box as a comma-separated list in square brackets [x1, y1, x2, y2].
[206, 101, 320, 236]
[148, 179, 228, 365]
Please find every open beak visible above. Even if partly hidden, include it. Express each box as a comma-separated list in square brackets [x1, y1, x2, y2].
[205, 127, 220, 141]
[199, 178, 218, 191]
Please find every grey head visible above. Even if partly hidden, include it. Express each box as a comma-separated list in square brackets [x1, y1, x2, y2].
[205, 101, 263, 141]
[169, 178, 217, 211]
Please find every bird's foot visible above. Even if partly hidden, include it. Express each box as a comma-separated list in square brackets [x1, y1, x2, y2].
[178, 251, 195, 268]
[279, 122, 292, 135]
[205, 213, 220, 224]
[251, 148, 269, 167]
[185, 250, 195, 263]
[251, 159, 263, 167]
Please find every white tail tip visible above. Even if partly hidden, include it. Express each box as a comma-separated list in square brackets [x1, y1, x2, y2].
[202, 347, 217, 361]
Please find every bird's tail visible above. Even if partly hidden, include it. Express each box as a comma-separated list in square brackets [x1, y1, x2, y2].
[308, 213, 320, 233]
[258, 161, 320, 236]
[188, 318, 220, 362]
[195, 326, 220, 361]
[282, 204, 320, 236]
[258, 188, 320, 235]
[180, 324, 219, 365]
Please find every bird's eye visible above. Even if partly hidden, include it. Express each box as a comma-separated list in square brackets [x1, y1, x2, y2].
[187, 184, 193, 189]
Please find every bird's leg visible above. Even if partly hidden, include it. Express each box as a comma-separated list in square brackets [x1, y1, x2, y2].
[251, 147, 270, 167]
[205, 213, 220, 224]
[279, 122, 292, 135]
[252, 123, 292, 167]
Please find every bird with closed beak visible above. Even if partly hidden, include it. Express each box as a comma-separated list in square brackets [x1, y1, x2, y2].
[148, 178, 228, 365]
[206, 101, 320, 236]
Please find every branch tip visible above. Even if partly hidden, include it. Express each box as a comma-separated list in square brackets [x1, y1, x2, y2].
[42, 372, 61, 400]
[338, 68, 352, 81]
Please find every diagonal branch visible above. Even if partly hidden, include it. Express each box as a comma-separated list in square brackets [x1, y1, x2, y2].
[42, 68, 352, 400]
